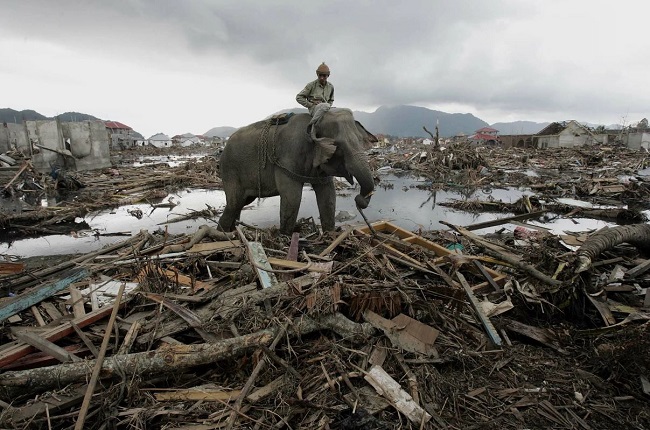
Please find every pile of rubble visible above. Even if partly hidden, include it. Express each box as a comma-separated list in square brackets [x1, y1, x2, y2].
[1, 216, 649, 429]
[1, 143, 650, 429]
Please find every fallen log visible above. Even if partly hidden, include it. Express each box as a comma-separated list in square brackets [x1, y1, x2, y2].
[575, 224, 650, 273]
[0, 313, 374, 399]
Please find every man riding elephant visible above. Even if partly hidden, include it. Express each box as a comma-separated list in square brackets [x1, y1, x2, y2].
[296, 62, 334, 138]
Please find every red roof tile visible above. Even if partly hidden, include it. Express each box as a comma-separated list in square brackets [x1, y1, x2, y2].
[470, 133, 501, 141]
[105, 121, 132, 130]
[475, 126, 498, 133]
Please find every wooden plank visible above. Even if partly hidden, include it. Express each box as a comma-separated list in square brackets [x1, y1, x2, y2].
[364, 365, 431, 425]
[0, 261, 25, 275]
[472, 260, 502, 292]
[74, 284, 125, 430]
[356, 221, 506, 284]
[318, 226, 353, 257]
[187, 240, 241, 255]
[30, 306, 46, 326]
[267, 257, 331, 273]
[68, 286, 86, 319]
[154, 388, 242, 402]
[0, 268, 89, 322]
[236, 226, 278, 289]
[2, 344, 88, 371]
[4, 385, 87, 424]
[462, 211, 548, 231]
[90, 291, 100, 311]
[12, 329, 82, 363]
[457, 272, 502, 346]
[626, 259, 650, 278]
[0, 298, 127, 368]
[70, 321, 99, 358]
[280, 232, 300, 282]
[118, 319, 142, 355]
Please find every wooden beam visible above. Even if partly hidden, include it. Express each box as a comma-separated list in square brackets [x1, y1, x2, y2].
[0, 268, 89, 322]
[280, 232, 300, 282]
[456, 272, 502, 347]
[74, 283, 125, 430]
[4, 385, 87, 424]
[30, 306, 46, 327]
[70, 322, 99, 358]
[0, 298, 127, 368]
[236, 226, 278, 289]
[462, 210, 548, 231]
[12, 329, 82, 363]
[68, 286, 86, 319]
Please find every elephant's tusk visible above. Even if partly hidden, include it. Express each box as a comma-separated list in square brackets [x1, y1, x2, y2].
[364, 191, 374, 199]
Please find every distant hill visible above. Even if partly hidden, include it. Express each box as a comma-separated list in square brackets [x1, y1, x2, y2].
[204, 126, 238, 138]
[1, 108, 101, 124]
[353, 105, 489, 138]
[0, 108, 48, 123]
[246, 105, 489, 138]
[490, 121, 550, 135]
[0, 108, 143, 137]
[55, 111, 100, 122]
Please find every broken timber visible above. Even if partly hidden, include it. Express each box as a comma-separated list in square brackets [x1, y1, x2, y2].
[0, 268, 89, 322]
[355, 221, 507, 284]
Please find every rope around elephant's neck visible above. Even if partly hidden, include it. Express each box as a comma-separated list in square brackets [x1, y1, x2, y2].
[257, 119, 330, 187]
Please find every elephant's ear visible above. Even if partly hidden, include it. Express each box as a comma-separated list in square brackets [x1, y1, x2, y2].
[355, 121, 379, 150]
[312, 137, 337, 168]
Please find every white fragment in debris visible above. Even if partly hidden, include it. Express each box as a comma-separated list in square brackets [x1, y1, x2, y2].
[364, 365, 431, 425]
[62, 279, 138, 307]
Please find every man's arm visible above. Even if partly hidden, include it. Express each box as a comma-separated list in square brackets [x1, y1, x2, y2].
[296, 82, 315, 109]
[327, 85, 334, 105]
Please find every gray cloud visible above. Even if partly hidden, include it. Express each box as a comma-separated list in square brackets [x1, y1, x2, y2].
[0, 0, 647, 136]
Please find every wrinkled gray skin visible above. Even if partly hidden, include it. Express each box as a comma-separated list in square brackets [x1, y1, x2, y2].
[218, 109, 377, 234]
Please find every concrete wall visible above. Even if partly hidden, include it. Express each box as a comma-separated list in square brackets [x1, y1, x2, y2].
[62, 121, 111, 171]
[1, 120, 110, 173]
[27, 120, 62, 172]
[0, 123, 30, 153]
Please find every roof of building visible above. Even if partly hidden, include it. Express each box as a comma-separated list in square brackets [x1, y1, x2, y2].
[475, 126, 498, 133]
[105, 121, 132, 130]
[470, 133, 501, 141]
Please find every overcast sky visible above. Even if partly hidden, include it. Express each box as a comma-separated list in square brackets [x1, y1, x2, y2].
[1, 0, 648, 138]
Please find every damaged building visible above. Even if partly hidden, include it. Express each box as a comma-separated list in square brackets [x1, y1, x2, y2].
[0, 119, 111, 173]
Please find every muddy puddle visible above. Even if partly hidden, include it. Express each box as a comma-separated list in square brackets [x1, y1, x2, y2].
[0, 172, 614, 258]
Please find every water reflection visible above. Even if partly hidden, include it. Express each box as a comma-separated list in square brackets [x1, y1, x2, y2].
[0, 174, 610, 258]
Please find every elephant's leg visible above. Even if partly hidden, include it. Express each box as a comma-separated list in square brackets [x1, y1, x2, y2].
[218, 191, 252, 231]
[312, 178, 336, 232]
[278, 179, 304, 234]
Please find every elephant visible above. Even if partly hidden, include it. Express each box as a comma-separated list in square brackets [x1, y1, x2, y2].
[218, 108, 377, 234]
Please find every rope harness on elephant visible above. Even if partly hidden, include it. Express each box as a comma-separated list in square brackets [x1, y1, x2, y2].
[257, 118, 330, 199]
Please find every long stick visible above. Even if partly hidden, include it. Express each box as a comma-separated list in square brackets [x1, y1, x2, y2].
[74, 283, 125, 430]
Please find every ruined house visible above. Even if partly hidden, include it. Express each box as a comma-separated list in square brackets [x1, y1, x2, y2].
[468, 126, 501, 145]
[533, 120, 599, 149]
[106, 121, 138, 150]
[0, 119, 111, 172]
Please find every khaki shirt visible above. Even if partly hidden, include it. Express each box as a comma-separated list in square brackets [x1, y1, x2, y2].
[296, 80, 334, 109]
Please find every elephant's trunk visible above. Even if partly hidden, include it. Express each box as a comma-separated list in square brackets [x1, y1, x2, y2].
[348, 152, 375, 209]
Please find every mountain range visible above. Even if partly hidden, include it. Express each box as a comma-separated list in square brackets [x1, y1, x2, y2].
[5, 106, 613, 139]
[0, 108, 100, 124]
[208, 105, 552, 137]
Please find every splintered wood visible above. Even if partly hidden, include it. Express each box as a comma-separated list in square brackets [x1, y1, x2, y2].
[1, 214, 649, 429]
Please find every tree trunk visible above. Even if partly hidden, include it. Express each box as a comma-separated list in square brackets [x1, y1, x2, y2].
[576, 224, 650, 273]
[0, 313, 374, 399]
